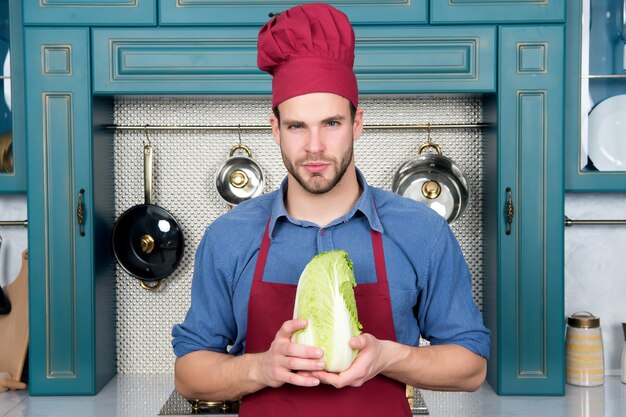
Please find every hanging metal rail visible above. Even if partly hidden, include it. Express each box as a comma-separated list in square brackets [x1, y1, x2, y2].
[564, 216, 626, 227]
[107, 123, 489, 131]
[0, 220, 28, 227]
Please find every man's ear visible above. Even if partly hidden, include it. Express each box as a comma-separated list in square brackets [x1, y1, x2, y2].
[353, 107, 364, 141]
[270, 114, 280, 145]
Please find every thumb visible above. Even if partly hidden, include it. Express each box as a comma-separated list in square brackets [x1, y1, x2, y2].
[350, 334, 369, 349]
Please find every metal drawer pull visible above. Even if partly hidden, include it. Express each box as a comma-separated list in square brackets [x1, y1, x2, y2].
[505, 187, 514, 235]
[77, 189, 85, 237]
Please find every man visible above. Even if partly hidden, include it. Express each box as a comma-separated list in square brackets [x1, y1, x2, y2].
[172, 3, 490, 416]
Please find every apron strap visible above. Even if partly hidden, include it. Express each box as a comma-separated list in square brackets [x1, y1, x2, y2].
[370, 230, 388, 285]
[253, 218, 272, 283]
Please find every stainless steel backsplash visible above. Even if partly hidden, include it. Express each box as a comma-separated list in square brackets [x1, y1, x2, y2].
[113, 95, 485, 373]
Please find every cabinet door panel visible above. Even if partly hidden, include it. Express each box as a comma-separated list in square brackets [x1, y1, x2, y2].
[25, 27, 115, 395]
[23, 0, 156, 26]
[92, 26, 495, 94]
[158, 0, 426, 26]
[431, 0, 565, 24]
[485, 25, 565, 395]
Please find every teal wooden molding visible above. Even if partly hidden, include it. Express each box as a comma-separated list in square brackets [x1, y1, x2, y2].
[355, 26, 495, 94]
[158, 0, 427, 26]
[487, 25, 565, 396]
[431, 0, 565, 24]
[23, 0, 156, 26]
[92, 26, 495, 95]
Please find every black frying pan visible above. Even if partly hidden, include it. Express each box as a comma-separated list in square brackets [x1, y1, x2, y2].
[112, 144, 184, 290]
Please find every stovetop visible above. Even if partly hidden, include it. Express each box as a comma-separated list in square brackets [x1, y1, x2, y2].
[159, 387, 428, 415]
[159, 390, 239, 415]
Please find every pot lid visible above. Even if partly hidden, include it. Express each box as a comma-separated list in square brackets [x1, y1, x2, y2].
[215, 144, 265, 206]
[567, 312, 600, 328]
[391, 153, 470, 224]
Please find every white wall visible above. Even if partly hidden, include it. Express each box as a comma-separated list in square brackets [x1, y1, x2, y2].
[0, 194, 27, 287]
[565, 193, 626, 374]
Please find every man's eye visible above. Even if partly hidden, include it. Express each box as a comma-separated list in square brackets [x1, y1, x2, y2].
[287, 124, 303, 129]
[326, 121, 338, 127]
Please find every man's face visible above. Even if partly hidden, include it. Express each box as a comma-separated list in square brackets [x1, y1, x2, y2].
[270, 93, 363, 194]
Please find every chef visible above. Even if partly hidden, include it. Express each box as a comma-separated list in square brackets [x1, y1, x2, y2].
[172, 3, 490, 416]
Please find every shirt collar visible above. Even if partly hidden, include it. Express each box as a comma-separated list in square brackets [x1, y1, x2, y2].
[268, 168, 384, 238]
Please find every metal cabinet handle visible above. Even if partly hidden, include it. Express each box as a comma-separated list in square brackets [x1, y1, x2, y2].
[505, 187, 514, 235]
[77, 189, 85, 237]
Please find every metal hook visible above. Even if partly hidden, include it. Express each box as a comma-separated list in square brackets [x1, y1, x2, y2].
[143, 125, 152, 146]
[427, 123, 432, 144]
[237, 124, 242, 146]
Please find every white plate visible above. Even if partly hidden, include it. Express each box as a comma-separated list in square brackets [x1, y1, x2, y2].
[588, 94, 626, 171]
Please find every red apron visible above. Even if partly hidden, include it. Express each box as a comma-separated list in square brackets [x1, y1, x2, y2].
[239, 219, 412, 417]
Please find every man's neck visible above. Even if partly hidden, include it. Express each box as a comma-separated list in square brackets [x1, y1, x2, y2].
[284, 169, 361, 228]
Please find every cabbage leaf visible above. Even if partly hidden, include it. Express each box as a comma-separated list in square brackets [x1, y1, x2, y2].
[292, 250, 362, 372]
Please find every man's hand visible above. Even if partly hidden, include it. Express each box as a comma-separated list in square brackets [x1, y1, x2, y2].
[252, 318, 326, 388]
[305, 333, 385, 388]
[300, 333, 487, 392]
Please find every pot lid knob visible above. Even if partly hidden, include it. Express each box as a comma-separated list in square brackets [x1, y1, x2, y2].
[140, 234, 155, 254]
[421, 180, 441, 199]
[230, 170, 249, 188]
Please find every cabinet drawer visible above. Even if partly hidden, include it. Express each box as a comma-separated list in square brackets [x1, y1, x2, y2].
[24, 0, 156, 26]
[92, 26, 495, 95]
[431, 0, 565, 24]
[158, 0, 427, 26]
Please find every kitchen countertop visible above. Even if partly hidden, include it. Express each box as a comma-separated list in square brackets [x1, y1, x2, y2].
[0, 374, 624, 417]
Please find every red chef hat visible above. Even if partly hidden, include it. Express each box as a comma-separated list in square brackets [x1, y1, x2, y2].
[257, 2, 358, 109]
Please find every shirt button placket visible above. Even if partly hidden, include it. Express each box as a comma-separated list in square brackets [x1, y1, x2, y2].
[317, 227, 333, 252]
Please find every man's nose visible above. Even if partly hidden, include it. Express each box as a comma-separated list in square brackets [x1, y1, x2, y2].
[305, 129, 324, 153]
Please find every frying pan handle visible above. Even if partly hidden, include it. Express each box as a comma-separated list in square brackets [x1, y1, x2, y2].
[144, 144, 153, 205]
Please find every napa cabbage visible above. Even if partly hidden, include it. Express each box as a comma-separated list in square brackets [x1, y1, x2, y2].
[292, 250, 362, 372]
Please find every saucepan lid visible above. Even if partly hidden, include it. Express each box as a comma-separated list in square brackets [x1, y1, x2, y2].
[215, 143, 265, 206]
[392, 141, 470, 224]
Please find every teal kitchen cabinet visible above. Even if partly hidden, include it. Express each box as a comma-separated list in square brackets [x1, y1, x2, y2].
[23, 0, 156, 26]
[0, 0, 26, 192]
[484, 25, 565, 395]
[91, 26, 495, 94]
[22, 12, 564, 396]
[24, 27, 116, 395]
[565, 0, 626, 192]
[157, 0, 427, 26]
[431, 0, 565, 24]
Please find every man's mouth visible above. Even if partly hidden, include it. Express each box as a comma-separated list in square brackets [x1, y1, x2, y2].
[302, 162, 329, 174]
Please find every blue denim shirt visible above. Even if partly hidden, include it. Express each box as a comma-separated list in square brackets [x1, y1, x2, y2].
[172, 170, 490, 359]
